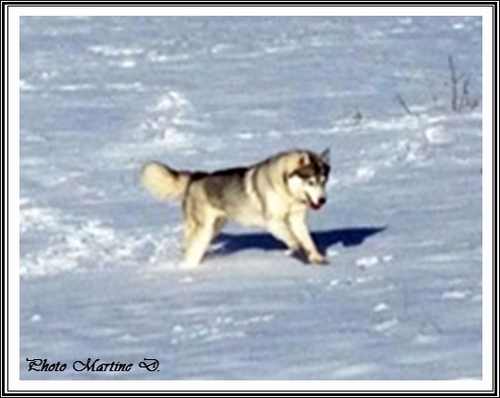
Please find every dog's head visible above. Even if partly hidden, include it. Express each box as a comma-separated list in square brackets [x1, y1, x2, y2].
[285, 149, 331, 210]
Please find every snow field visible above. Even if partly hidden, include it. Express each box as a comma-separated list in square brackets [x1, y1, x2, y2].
[19, 16, 482, 381]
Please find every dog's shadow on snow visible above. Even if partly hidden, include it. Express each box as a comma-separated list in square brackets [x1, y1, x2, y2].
[212, 227, 386, 258]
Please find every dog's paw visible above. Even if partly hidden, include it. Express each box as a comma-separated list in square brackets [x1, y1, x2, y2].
[308, 252, 328, 265]
[179, 259, 200, 269]
[284, 246, 301, 257]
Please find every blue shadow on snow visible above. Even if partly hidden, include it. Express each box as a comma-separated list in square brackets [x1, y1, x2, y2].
[212, 227, 386, 257]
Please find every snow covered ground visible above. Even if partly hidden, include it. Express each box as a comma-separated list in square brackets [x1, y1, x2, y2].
[18, 15, 484, 384]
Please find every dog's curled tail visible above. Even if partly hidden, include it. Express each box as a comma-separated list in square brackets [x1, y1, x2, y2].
[140, 161, 191, 201]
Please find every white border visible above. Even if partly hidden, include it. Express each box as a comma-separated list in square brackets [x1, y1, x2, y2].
[481, 5, 494, 395]
[8, 5, 494, 393]
[8, 6, 490, 17]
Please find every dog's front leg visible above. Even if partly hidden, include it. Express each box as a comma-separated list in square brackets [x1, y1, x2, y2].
[288, 212, 326, 265]
[266, 218, 301, 253]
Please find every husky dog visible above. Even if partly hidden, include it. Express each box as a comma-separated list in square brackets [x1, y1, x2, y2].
[141, 149, 330, 267]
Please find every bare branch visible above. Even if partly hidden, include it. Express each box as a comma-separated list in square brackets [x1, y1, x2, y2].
[448, 55, 459, 111]
[395, 93, 414, 116]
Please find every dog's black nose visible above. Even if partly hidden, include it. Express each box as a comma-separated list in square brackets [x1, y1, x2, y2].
[318, 197, 326, 205]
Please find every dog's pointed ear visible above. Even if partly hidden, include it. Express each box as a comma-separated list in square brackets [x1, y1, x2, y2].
[320, 148, 330, 164]
[298, 153, 309, 167]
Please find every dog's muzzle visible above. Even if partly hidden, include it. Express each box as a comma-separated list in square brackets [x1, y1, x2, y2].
[306, 195, 326, 210]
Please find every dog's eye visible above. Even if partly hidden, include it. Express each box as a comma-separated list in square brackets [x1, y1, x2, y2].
[308, 180, 316, 186]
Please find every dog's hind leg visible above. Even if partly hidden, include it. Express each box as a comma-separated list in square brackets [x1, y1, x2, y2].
[183, 216, 197, 251]
[213, 217, 227, 239]
[182, 217, 220, 267]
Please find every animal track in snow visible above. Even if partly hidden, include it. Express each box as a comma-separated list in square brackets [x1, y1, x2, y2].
[373, 318, 399, 332]
[441, 290, 470, 300]
[169, 314, 274, 345]
[373, 303, 389, 312]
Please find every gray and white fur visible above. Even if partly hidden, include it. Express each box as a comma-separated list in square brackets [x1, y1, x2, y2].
[141, 149, 331, 267]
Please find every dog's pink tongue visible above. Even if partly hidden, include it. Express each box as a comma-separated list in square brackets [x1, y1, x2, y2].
[311, 203, 322, 210]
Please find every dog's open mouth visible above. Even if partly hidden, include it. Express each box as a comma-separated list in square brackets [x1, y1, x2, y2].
[310, 202, 323, 210]
[305, 194, 325, 210]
